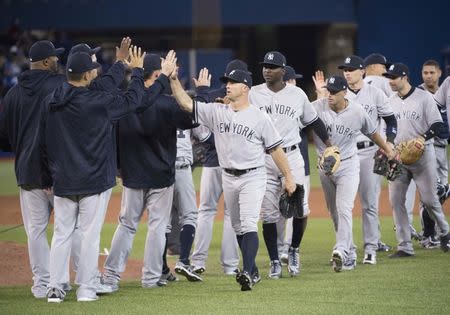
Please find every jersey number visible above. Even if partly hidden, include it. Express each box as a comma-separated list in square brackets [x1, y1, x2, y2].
[177, 130, 186, 138]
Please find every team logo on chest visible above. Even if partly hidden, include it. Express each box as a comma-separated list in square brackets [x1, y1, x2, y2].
[260, 103, 296, 119]
[394, 110, 421, 121]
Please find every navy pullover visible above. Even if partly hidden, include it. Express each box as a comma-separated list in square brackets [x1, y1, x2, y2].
[44, 68, 146, 196]
[119, 86, 196, 189]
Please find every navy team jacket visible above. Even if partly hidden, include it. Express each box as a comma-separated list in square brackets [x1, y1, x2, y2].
[44, 68, 147, 197]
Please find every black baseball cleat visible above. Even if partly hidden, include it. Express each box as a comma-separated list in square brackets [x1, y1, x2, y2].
[174, 261, 202, 282]
[236, 271, 252, 291]
[376, 241, 392, 252]
[388, 250, 414, 258]
[440, 233, 450, 252]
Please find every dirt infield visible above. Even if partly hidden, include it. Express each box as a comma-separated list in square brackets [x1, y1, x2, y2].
[1, 188, 448, 286]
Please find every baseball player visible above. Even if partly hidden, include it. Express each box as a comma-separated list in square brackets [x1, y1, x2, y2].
[336, 55, 397, 265]
[44, 46, 148, 303]
[311, 75, 396, 272]
[170, 68, 296, 291]
[249, 51, 331, 279]
[417, 59, 449, 248]
[102, 52, 200, 292]
[279, 66, 309, 264]
[190, 61, 249, 276]
[363, 53, 418, 244]
[0, 40, 66, 299]
[162, 126, 210, 282]
[0, 38, 131, 299]
[383, 63, 450, 257]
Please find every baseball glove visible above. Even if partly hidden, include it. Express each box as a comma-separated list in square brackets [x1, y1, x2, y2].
[191, 142, 209, 169]
[396, 137, 425, 165]
[319, 146, 341, 176]
[279, 184, 305, 218]
[373, 149, 403, 181]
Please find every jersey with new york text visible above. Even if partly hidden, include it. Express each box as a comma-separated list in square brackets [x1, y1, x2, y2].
[388, 87, 442, 144]
[311, 98, 377, 159]
[248, 83, 318, 147]
[346, 82, 392, 143]
[193, 101, 282, 170]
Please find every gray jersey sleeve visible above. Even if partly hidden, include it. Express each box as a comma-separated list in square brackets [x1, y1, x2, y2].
[360, 108, 378, 137]
[434, 77, 450, 107]
[300, 98, 319, 126]
[374, 88, 392, 117]
[424, 91, 443, 126]
[194, 101, 218, 130]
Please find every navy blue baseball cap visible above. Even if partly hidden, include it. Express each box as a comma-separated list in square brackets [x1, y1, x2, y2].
[260, 51, 286, 68]
[338, 55, 364, 70]
[225, 59, 248, 75]
[382, 63, 409, 79]
[220, 69, 252, 88]
[143, 54, 161, 73]
[364, 53, 388, 67]
[324, 75, 348, 92]
[29, 40, 65, 62]
[67, 52, 101, 74]
[283, 66, 303, 81]
[69, 43, 101, 56]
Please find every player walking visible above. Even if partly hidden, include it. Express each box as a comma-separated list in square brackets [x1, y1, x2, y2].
[311, 75, 396, 272]
[170, 68, 296, 291]
[383, 63, 450, 257]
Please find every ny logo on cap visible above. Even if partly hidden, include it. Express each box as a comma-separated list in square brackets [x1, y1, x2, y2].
[389, 65, 395, 70]
[267, 53, 274, 60]
[345, 57, 351, 64]
[329, 77, 335, 84]
[229, 70, 235, 75]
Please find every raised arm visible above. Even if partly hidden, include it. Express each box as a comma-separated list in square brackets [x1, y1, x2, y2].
[170, 72, 194, 113]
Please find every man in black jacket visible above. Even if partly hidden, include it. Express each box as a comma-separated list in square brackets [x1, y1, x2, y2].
[0, 40, 65, 299]
[0, 38, 133, 299]
[102, 53, 198, 290]
[44, 47, 175, 303]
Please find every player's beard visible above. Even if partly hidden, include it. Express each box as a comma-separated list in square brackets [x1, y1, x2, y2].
[49, 60, 58, 73]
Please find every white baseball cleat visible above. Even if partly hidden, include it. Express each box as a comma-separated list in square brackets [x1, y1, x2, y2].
[47, 288, 65, 303]
[268, 260, 282, 279]
[363, 252, 377, 265]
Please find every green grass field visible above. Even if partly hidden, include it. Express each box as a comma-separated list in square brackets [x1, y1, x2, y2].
[1, 217, 449, 315]
[1, 147, 449, 314]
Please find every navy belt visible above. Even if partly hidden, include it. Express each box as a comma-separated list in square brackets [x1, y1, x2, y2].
[224, 167, 257, 176]
[283, 145, 298, 153]
[176, 164, 190, 170]
[434, 144, 446, 148]
[357, 141, 375, 150]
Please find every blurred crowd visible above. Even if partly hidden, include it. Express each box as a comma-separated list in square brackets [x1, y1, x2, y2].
[0, 19, 118, 103]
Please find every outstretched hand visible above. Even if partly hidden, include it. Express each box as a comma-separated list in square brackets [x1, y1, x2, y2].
[193, 67, 211, 87]
[116, 37, 132, 62]
[125, 45, 146, 69]
[312, 70, 328, 98]
[161, 50, 177, 77]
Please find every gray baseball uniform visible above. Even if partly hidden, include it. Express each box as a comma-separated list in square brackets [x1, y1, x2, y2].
[193, 100, 282, 276]
[249, 83, 316, 222]
[312, 98, 377, 264]
[434, 77, 450, 185]
[365, 74, 417, 236]
[388, 87, 449, 254]
[346, 82, 393, 256]
[190, 133, 240, 274]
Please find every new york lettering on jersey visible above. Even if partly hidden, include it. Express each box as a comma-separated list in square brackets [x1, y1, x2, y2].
[249, 83, 318, 147]
[312, 98, 376, 159]
[193, 101, 282, 169]
[388, 87, 442, 144]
